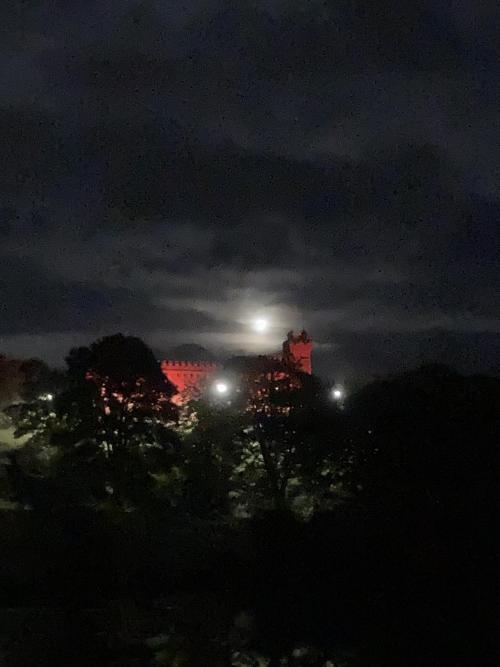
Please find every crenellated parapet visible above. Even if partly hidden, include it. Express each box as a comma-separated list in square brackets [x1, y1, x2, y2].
[161, 330, 313, 406]
[161, 359, 219, 404]
[161, 360, 218, 371]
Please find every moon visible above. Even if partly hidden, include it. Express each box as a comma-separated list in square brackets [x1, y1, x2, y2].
[253, 318, 269, 333]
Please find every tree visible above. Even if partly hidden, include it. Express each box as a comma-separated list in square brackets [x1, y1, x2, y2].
[7, 334, 180, 509]
[0, 355, 24, 409]
[347, 364, 500, 518]
[0, 356, 62, 409]
[0, 357, 64, 467]
[216, 356, 344, 514]
[180, 399, 248, 517]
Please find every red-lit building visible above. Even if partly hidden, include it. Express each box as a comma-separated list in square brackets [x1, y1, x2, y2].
[161, 330, 312, 405]
[160, 360, 218, 405]
[282, 330, 313, 375]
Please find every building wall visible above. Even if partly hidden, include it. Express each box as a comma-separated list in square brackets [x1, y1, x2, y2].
[161, 331, 312, 404]
[161, 360, 218, 404]
[282, 331, 313, 374]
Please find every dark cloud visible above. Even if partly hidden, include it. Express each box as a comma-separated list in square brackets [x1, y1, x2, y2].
[316, 330, 500, 386]
[0, 256, 218, 336]
[0, 0, 499, 379]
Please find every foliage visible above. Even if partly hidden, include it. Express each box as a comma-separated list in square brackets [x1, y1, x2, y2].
[233, 357, 346, 513]
[5, 334, 180, 510]
[0, 355, 63, 408]
[1, 344, 500, 665]
[180, 400, 248, 517]
[178, 359, 347, 517]
[346, 364, 500, 518]
[0, 356, 24, 409]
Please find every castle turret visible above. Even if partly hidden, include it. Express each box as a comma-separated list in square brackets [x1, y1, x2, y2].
[282, 330, 313, 374]
[161, 330, 313, 405]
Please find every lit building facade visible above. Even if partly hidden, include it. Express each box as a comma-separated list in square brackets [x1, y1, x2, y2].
[160, 360, 218, 405]
[161, 330, 312, 404]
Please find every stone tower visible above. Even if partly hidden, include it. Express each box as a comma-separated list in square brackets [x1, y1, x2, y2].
[282, 330, 313, 374]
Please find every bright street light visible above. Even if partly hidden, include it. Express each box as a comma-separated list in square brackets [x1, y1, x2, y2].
[214, 381, 230, 395]
[331, 387, 344, 401]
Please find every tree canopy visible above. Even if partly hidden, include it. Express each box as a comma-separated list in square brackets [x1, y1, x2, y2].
[0, 340, 499, 666]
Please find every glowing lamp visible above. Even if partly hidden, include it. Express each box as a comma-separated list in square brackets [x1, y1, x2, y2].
[214, 381, 229, 395]
[332, 388, 344, 401]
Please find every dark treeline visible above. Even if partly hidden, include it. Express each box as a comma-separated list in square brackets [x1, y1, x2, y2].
[0, 335, 499, 666]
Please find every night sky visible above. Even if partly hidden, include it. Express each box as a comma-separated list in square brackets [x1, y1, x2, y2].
[1, 1, 499, 382]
